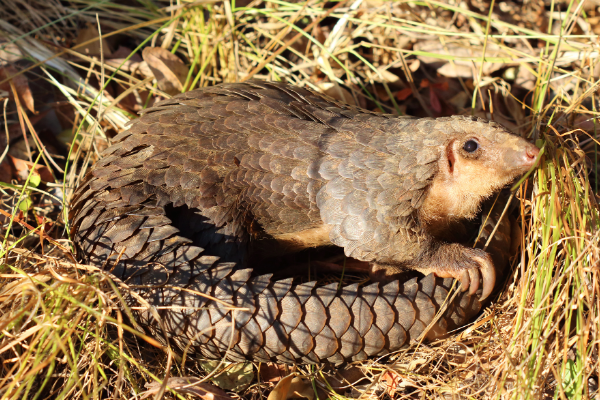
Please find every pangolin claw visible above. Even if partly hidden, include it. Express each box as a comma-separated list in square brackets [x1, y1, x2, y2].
[424, 256, 496, 300]
[474, 256, 496, 300]
[455, 256, 496, 300]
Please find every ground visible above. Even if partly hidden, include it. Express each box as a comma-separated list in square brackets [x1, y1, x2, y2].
[0, 0, 599, 399]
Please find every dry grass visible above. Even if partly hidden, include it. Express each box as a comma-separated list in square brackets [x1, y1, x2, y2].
[0, 0, 599, 398]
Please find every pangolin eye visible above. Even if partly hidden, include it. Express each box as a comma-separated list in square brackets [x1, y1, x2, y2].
[463, 139, 479, 153]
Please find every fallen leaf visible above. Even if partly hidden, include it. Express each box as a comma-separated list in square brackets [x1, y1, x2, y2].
[381, 371, 403, 395]
[434, 81, 449, 91]
[395, 87, 413, 101]
[408, 59, 420, 72]
[259, 363, 289, 383]
[268, 375, 314, 400]
[437, 63, 474, 79]
[287, 377, 314, 400]
[0, 65, 34, 113]
[372, 68, 401, 86]
[9, 155, 54, 183]
[142, 47, 189, 95]
[105, 48, 153, 78]
[318, 82, 356, 106]
[74, 23, 112, 57]
[414, 40, 507, 79]
[448, 91, 469, 110]
[0, 40, 23, 65]
[143, 377, 234, 400]
[429, 87, 442, 114]
[515, 65, 536, 91]
[0, 158, 14, 183]
[0, 274, 52, 302]
[373, 86, 391, 102]
[268, 374, 295, 400]
[199, 361, 254, 392]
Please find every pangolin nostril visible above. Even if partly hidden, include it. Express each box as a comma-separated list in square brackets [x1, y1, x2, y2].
[526, 145, 539, 160]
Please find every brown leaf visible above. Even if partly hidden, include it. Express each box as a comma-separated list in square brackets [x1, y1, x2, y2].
[142, 47, 189, 95]
[318, 82, 356, 106]
[0, 65, 34, 113]
[259, 363, 288, 383]
[199, 361, 254, 392]
[414, 40, 507, 79]
[287, 377, 314, 400]
[429, 87, 442, 114]
[448, 91, 469, 110]
[268, 375, 314, 400]
[105, 48, 153, 78]
[372, 68, 401, 86]
[381, 371, 403, 395]
[267, 374, 295, 400]
[0, 157, 13, 184]
[143, 377, 234, 400]
[9, 155, 54, 183]
[0, 39, 23, 65]
[74, 23, 112, 57]
[395, 87, 413, 101]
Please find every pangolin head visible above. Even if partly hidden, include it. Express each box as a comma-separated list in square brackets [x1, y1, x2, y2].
[422, 115, 539, 221]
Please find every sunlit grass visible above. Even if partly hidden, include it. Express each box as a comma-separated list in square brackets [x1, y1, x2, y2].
[0, 0, 598, 398]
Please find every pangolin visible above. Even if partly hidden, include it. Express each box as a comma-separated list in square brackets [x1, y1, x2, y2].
[69, 80, 538, 364]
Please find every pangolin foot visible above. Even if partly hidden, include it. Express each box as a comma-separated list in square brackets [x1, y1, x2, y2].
[419, 254, 496, 300]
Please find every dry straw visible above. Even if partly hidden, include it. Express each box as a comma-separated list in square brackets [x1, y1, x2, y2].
[0, 0, 598, 398]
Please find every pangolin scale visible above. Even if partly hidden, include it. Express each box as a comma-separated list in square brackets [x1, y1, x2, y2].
[69, 80, 533, 364]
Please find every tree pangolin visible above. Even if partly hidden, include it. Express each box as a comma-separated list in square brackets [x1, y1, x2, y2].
[69, 80, 539, 364]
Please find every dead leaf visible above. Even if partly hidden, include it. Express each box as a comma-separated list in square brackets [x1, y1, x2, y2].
[142, 47, 189, 95]
[0, 40, 23, 66]
[395, 87, 413, 101]
[381, 371, 403, 395]
[429, 87, 442, 114]
[74, 23, 112, 57]
[268, 375, 314, 400]
[515, 65, 536, 91]
[0, 274, 52, 302]
[408, 59, 420, 73]
[0, 157, 14, 183]
[199, 361, 254, 392]
[414, 40, 507, 79]
[268, 374, 295, 400]
[142, 377, 234, 400]
[372, 68, 401, 86]
[448, 91, 469, 110]
[105, 48, 153, 78]
[573, 115, 597, 132]
[259, 363, 289, 383]
[0, 65, 34, 113]
[105, 58, 153, 79]
[318, 82, 356, 106]
[9, 155, 54, 183]
[287, 377, 314, 400]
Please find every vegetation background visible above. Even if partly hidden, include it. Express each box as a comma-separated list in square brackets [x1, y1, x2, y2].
[0, 0, 598, 398]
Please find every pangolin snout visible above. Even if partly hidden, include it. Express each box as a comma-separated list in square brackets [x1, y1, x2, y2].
[522, 142, 539, 167]
[505, 141, 539, 172]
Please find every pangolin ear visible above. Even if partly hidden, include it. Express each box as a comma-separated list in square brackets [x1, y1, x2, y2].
[440, 140, 456, 176]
